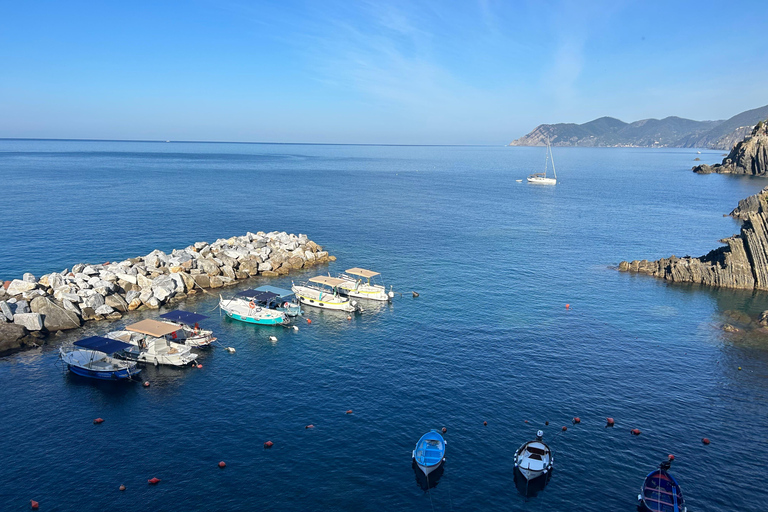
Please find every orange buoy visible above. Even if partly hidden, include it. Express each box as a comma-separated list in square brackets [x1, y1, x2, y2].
[218, 461, 226, 468]
[702, 438, 711, 445]
[631, 428, 641, 436]
[668, 454, 675, 461]
[196, 364, 202, 369]
[606, 417, 615, 427]
[264, 441, 274, 448]
[93, 418, 104, 424]
[441, 427, 447, 433]
[143, 381, 150, 387]
[483, 421, 488, 426]
[566, 304, 570, 309]
[31, 500, 39, 510]
[119, 484, 126, 491]
[307, 318, 312, 324]
[562, 426, 568, 431]
[346, 410, 353, 414]
[148, 477, 161, 485]
[347, 316, 352, 321]
[305, 424, 314, 429]
[573, 417, 581, 424]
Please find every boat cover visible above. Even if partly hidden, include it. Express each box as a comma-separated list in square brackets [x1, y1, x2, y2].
[346, 268, 380, 278]
[254, 285, 295, 299]
[309, 276, 346, 287]
[126, 319, 181, 337]
[159, 310, 209, 324]
[236, 290, 280, 303]
[74, 336, 132, 354]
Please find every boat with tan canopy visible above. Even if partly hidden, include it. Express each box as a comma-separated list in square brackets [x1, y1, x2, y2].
[107, 319, 198, 367]
[292, 276, 362, 313]
[336, 268, 393, 302]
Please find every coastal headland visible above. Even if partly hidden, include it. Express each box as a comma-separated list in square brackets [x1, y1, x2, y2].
[619, 120, 768, 291]
[0, 231, 333, 355]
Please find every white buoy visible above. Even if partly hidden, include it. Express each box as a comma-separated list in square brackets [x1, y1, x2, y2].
[226, 347, 236, 353]
[293, 326, 299, 331]
[269, 336, 278, 342]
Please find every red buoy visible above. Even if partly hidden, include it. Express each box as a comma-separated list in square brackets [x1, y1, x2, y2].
[441, 427, 447, 433]
[143, 381, 150, 387]
[148, 477, 161, 485]
[93, 418, 104, 425]
[196, 364, 202, 369]
[631, 429, 641, 436]
[702, 438, 711, 445]
[606, 417, 615, 427]
[305, 424, 314, 429]
[31, 500, 39, 510]
[347, 316, 352, 321]
[562, 426, 568, 431]
[119, 484, 126, 491]
[483, 421, 488, 426]
[524, 420, 529, 423]
[346, 410, 353, 414]
[264, 441, 274, 448]
[573, 417, 581, 424]
[566, 304, 570, 309]
[218, 461, 226, 468]
[307, 318, 312, 324]
[668, 454, 675, 461]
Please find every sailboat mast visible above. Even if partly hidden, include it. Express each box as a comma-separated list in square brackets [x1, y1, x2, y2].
[549, 141, 557, 179]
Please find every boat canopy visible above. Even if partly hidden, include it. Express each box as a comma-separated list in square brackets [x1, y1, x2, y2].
[236, 289, 280, 304]
[159, 310, 209, 325]
[309, 276, 346, 287]
[346, 268, 380, 278]
[255, 285, 295, 299]
[126, 319, 180, 337]
[74, 336, 132, 354]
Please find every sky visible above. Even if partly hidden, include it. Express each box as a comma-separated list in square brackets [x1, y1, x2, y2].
[1, 0, 766, 144]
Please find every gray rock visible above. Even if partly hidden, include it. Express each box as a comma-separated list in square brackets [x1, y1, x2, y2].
[258, 261, 273, 272]
[137, 273, 153, 290]
[145, 297, 161, 309]
[22, 273, 37, 283]
[0, 301, 13, 322]
[72, 263, 85, 274]
[145, 250, 168, 268]
[6, 279, 37, 296]
[105, 294, 129, 312]
[0, 322, 30, 354]
[30, 296, 81, 331]
[139, 289, 154, 304]
[169, 273, 186, 293]
[80, 307, 100, 321]
[125, 290, 141, 303]
[198, 258, 221, 276]
[82, 265, 99, 276]
[693, 121, 768, 176]
[94, 304, 115, 315]
[13, 312, 44, 331]
[83, 294, 105, 309]
[13, 300, 31, 314]
[62, 299, 81, 316]
[48, 273, 65, 290]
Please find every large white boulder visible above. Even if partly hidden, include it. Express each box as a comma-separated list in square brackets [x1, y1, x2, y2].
[6, 280, 37, 296]
[13, 313, 43, 331]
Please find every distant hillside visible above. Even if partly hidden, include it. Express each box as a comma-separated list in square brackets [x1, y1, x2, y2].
[510, 104, 768, 150]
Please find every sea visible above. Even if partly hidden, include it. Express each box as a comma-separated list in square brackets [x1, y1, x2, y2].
[1, 140, 767, 511]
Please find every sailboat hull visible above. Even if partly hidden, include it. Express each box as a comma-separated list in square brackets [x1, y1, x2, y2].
[527, 176, 557, 185]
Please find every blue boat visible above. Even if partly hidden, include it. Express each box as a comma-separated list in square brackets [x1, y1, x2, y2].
[638, 460, 687, 512]
[412, 430, 446, 476]
[59, 336, 140, 381]
[254, 285, 303, 317]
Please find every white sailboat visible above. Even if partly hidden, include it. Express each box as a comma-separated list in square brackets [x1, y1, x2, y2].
[527, 139, 557, 185]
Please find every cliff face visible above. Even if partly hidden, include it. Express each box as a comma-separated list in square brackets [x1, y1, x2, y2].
[693, 120, 768, 175]
[620, 125, 768, 290]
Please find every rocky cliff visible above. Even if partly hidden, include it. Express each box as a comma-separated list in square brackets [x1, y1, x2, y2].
[693, 120, 768, 175]
[620, 125, 768, 290]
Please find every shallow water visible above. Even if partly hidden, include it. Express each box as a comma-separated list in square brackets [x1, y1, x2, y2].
[1, 141, 767, 511]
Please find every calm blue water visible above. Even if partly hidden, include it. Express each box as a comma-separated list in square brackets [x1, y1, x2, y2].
[1, 141, 767, 511]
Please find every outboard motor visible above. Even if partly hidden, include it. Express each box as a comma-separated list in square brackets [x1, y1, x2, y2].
[536, 430, 544, 441]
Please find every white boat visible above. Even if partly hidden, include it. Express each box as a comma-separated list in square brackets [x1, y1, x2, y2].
[219, 293, 288, 325]
[292, 276, 362, 313]
[336, 268, 394, 302]
[527, 139, 557, 185]
[107, 319, 198, 367]
[514, 431, 553, 481]
[158, 310, 216, 348]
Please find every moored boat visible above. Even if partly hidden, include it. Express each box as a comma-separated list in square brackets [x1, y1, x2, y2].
[514, 431, 553, 481]
[108, 319, 198, 367]
[292, 277, 362, 313]
[158, 310, 216, 348]
[336, 268, 394, 302]
[219, 293, 288, 325]
[412, 429, 446, 476]
[527, 139, 558, 185]
[59, 336, 141, 380]
[637, 459, 687, 512]
[246, 285, 303, 317]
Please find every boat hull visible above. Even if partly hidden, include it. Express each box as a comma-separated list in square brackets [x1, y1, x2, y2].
[67, 364, 139, 380]
[527, 177, 556, 185]
[225, 310, 286, 325]
[514, 440, 553, 481]
[412, 430, 446, 477]
[60, 348, 140, 381]
[638, 469, 686, 512]
[219, 298, 288, 325]
[292, 285, 358, 312]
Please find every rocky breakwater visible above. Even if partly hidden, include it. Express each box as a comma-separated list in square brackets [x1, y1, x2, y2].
[619, 124, 768, 290]
[693, 119, 768, 175]
[0, 231, 334, 355]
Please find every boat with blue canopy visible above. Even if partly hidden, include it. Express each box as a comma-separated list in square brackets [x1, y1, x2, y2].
[159, 310, 216, 348]
[412, 430, 446, 476]
[637, 459, 687, 512]
[219, 292, 288, 325]
[59, 336, 141, 380]
[253, 285, 302, 316]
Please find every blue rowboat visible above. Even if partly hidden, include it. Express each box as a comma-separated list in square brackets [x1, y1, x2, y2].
[59, 336, 140, 381]
[412, 430, 446, 476]
[638, 460, 687, 512]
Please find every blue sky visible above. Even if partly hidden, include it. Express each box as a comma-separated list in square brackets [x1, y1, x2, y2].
[1, 0, 766, 144]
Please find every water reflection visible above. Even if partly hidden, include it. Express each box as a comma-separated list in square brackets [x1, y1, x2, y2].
[412, 459, 444, 492]
[513, 467, 552, 498]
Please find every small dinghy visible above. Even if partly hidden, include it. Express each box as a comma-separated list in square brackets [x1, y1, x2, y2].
[638, 459, 687, 512]
[514, 430, 553, 481]
[59, 336, 140, 381]
[412, 430, 446, 476]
